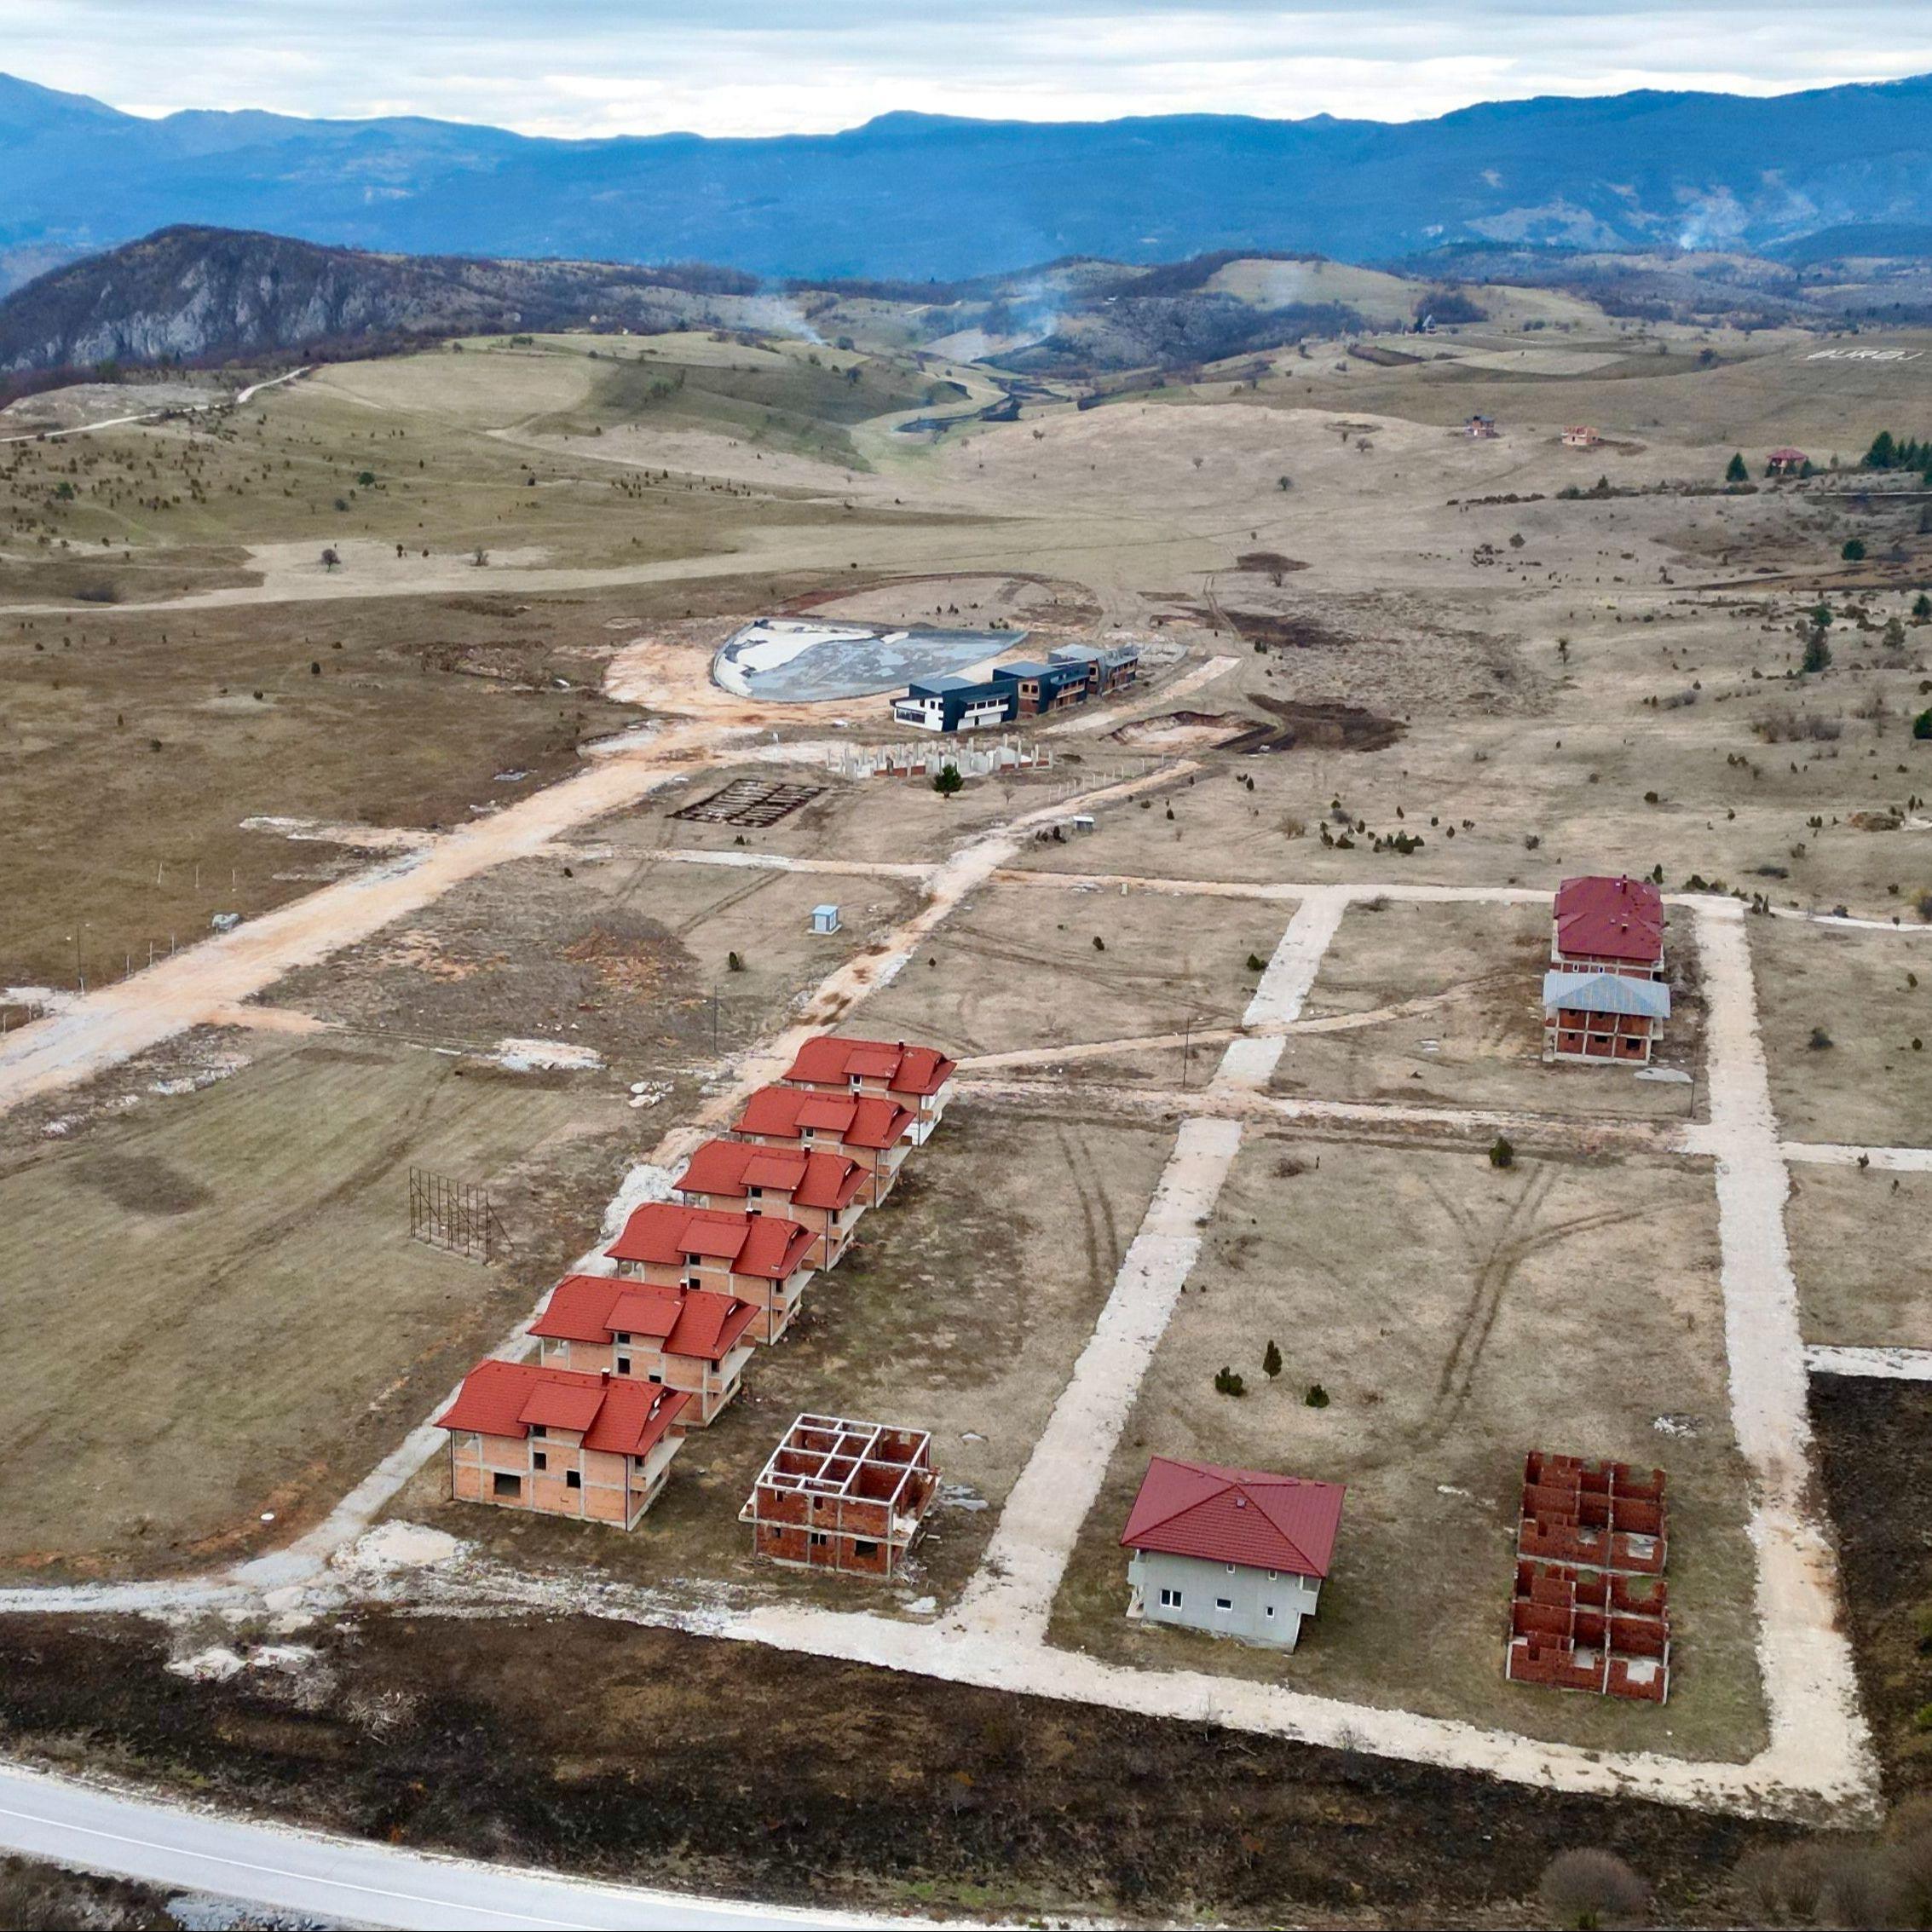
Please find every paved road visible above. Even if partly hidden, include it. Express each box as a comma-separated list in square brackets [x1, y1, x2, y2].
[0, 1762, 868, 1930]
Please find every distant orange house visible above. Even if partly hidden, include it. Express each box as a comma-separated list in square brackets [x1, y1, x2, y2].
[603, 1201, 817, 1342]
[673, 1138, 871, 1268]
[531, 1273, 759, 1424]
[436, 1358, 690, 1528]
[731, 1084, 914, 1204]
[779, 1035, 957, 1145]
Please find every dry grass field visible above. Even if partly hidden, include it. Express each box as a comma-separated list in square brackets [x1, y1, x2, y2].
[854, 875, 1291, 1070]
[0, 1031, 633, 1580]
[1788, 1166, 1932, 1350]
[1, 299, 1929, 1839]
[1753, 917, 1932, 1146]
[263, 837, 923, 1076]
[389, 1102, 1172, 1611]
[1047, 1136, 1764, 1763]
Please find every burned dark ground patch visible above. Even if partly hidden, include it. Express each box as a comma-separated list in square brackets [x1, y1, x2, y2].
[1812, 1374, 1932, 1795]
[0, 1613, 1786, 1927]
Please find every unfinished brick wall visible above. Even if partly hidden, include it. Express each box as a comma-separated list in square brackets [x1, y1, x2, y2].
[740, 1414, 938, 1581]
[1507, 1455, 1673, 1705]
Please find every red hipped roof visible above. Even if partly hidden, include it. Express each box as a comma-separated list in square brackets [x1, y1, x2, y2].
[436, 1358, 689, 1455]
[1120, 1456, 1346, 1578]
[532, 1274, 758, 1362]
[781, 1035, 957, 1099]
[733, 1084, 914, 1151]
[1554, 874, 1664, 964]
[603, 1202, 816, 1280]
[674, 1138, 868, 1212]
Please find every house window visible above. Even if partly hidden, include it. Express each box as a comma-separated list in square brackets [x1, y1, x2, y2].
[1214, 1598, 1233, 1614]
[566, 1469, 582, 1491]
[1226, 1563, 1237, 1573]
[614, 1332, 631, 1345]
[633, 1455, 652, 1471]
[529, 1425, 546, 1439]
[1266, 1570, 1277, 1581]
[810, 1531, 830, 1547]
[615, 1356, 632, 1375]
[493, 1473, 521, 1499]
[1158, 1587, 1183, 1609]
[648, 1370, 664, 1386]
[532, 1450, 548, 1472]
[1265, 1605, 1277, 1620]
[854, 1539, 879, 1559]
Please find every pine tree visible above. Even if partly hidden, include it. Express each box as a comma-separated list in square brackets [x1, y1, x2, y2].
[1724, 452, 1747, 482]
[1263, 1339, 1283, 1380]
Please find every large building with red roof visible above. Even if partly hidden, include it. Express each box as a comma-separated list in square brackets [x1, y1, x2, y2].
[673, 1138, 871, 1267]
[1551, 874, 1664, 978]
[436, 1359, 690, 1528]
[603, 1201, 816, 1342]
[1120, 1456, 1345, 1651]
[1547, 875, 1670, 1064]
[730, 1083, 914, 1204]
[531, 1273, 759, 1424]
[778, 1035, 957, 1144]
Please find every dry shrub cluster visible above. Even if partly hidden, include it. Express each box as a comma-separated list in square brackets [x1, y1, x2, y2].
[1752, 708, 1844, 743]
[1727, 1801, 1932, 1929]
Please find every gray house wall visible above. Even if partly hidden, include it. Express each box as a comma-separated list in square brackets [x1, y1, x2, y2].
[1126, 1548, 1322, 1650]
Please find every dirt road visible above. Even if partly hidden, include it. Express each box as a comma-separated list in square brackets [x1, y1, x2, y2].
[0, 725, 713, 1115]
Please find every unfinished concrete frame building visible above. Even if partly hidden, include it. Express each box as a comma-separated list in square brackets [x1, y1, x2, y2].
[741, 1412, 937, 1578]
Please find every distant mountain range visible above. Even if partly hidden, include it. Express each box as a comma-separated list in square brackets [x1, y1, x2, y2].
[3, 69, 1932, 291]
[0, 227, 762, 375]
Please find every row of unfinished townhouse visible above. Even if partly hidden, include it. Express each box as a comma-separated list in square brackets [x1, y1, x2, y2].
[435, 1035, 957, 1538]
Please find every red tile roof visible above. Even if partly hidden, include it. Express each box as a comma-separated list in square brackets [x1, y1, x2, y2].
[781, 1035, 957, 1099]
[603, 1202, 815, 1280]
[436, 1358, 690, 1455]
[533, 1274, 759, 1360]
[1119, 1456, 1346, 1578]
[674, 1137, 868, 1212]
[733, 1084, 914, 1151]
[518, 1379, 604, 1433]
[1554, 874, 1664, 964]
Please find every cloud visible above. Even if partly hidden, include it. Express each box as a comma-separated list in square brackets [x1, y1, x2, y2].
[2, 0, 1929, 136]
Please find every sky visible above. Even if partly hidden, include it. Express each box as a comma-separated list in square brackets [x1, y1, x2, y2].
[5, 0, 1930, 137]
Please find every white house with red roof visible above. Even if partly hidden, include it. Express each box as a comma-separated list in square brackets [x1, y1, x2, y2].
[530, 1273, 760, 1424]
[1120, 1456, 1345, 1651]
[435, 1359, 690, 1528]
[731, 1083, 914, 1204]
[673, 1137, 871, 1268]
[779, 1035, 958, 1145]
[603, 1202, 817, 1343]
